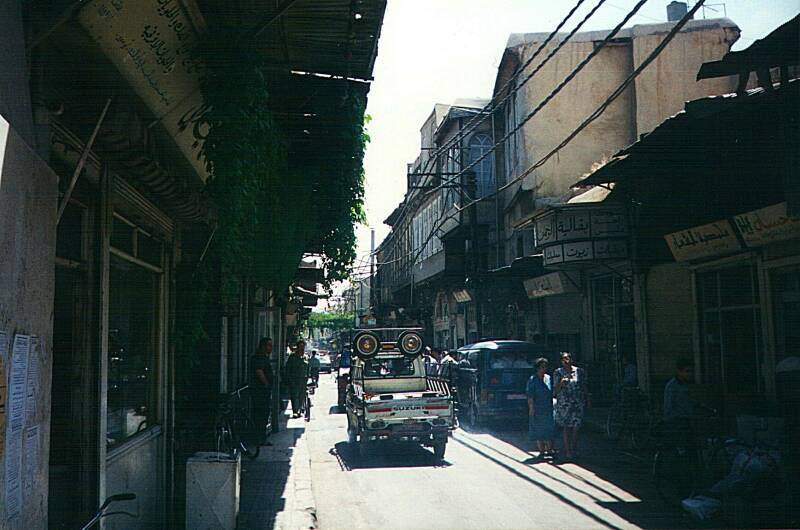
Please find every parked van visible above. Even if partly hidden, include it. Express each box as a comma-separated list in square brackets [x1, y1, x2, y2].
[455, 340, 557, 426]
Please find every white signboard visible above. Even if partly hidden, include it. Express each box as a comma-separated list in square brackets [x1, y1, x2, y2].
[78, 0, 209, 180]
[524, 272, 578, 299]
[665, 220, 742, 261]
[734, 202, 800, 247]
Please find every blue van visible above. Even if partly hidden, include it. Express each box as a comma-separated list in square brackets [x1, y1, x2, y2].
[454, 340, 557, 426]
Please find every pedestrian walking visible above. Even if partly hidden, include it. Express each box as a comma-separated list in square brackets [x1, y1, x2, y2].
[527, 357, 555, 460]
[308, 350, 321, 385]
[553, 352, 589, 461]
[285, 340, 309, 418]
[250, 337, 274, 444]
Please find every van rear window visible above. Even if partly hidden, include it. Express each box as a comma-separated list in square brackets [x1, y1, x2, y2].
[488, 351, 538, 369]
[363, 357, 416, 377]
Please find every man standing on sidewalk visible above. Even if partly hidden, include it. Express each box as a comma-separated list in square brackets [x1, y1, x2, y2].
[285, 340, 309, 418]
[251, 337, 274, 444]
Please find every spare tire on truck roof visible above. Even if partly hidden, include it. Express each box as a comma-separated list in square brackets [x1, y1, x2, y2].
[352, 330, 380, 359]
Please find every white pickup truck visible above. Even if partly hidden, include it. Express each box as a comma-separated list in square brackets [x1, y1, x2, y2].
[345, 329, 454, 459]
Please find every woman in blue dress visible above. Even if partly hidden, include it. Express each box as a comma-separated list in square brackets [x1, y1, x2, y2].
[526, 357, 555, 459]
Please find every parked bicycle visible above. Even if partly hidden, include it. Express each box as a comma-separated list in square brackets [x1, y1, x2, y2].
[214, 386, 261, 460]
[300, 378, 316, 422]
[79, 493, 136, 530]
[605, 386, 652, 449]
[651, 406, 723, 506]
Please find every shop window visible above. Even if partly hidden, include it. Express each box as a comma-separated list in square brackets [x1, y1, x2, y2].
[772, 268, 800, 365]
[137, 232, 163, 267]
[111, 216, 135, 255]
[107, 254, 160, 446]
[697, 264, 762, 393]
[591, 275, 636, 404]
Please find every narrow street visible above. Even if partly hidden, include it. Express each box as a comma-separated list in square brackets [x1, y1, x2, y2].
[291, 378, 690, 530]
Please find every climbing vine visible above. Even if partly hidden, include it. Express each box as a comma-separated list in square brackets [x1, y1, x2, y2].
[193, 39, 368, 291]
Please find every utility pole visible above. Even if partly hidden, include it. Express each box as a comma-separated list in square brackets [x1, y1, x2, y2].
[369, 227, 376, 312]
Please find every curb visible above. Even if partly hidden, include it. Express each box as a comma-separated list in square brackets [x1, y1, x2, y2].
[289, 431, 317, 530]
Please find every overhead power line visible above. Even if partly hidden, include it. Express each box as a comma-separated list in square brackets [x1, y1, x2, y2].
[406, 0, 708, 272]
[368, 0, 602, 261]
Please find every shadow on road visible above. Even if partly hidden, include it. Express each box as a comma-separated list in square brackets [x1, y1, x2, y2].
[330, 441, 451, 471]
[328, 405, 345, 415]
[456, 423, 695, 529]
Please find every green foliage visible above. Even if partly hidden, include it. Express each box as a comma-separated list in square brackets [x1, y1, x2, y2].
[306, 311, 356, 331]
[192, 37, 369, 290]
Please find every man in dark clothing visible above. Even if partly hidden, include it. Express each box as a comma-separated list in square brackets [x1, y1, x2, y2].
[663, 357, 695, 447]
[250, 337, 274, 443]
[285, 340, 309, 418]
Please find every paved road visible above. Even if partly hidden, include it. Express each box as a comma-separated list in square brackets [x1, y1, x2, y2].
[304, 377, 688, 530]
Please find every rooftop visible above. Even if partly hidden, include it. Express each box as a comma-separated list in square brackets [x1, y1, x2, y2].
[506, 17, 739, 49]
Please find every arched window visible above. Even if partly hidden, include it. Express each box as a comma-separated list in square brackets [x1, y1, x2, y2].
[469, 133, 495, 197]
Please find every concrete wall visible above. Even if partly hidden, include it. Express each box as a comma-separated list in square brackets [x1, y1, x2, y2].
[0, 6, 58, 527]
[644, 262, 695, 398]
[515, 40, 636, 199]
[632, 21, 740, 135]
[507, 19, 740, 203]
[0, 117, 58, 528]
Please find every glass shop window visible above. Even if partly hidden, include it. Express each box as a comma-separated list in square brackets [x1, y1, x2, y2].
[697, 264, 762, 393]
[107, 254, 160, 446]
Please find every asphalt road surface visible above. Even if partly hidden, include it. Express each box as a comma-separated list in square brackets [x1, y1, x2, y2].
[304, 377, 688, 530]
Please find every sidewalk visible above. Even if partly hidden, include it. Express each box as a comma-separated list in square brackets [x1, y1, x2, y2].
[237, 414, 317, 530]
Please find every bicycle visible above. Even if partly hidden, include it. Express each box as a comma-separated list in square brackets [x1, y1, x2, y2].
[79, 493, 136, 530]
[651, 408, 723, 506]
[302, 378, 316, 422]
[214, 386, 261, 460]
[605, 386, 652, 449]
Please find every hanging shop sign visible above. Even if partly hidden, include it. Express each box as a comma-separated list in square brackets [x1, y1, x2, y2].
[733, 202, 800, 248]
[534, 205, 628, 267]
[535, 207, 627, 247]
[665, 220, 742, 261]
[78, 0, 209, 181]
[523, 272, 578, 299]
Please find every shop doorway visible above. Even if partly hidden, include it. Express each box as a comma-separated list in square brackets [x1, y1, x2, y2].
[49, 201, 97, 529]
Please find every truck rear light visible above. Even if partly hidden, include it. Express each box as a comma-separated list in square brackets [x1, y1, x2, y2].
[370, 420, 387, 429]
[490, 377, 499, 385]
[432, 418, 447, 426]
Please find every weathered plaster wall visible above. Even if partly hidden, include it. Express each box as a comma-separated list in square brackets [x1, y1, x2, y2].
[632, 21, 740, 135]
[508, 19, 740, 203]
[0, 117, 59, 529]
[0, 4, 58, 527]
[645, 263, 695, 398]
[516, 40, 636, 199]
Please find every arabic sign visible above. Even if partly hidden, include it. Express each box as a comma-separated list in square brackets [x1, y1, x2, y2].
[665, 220, 742, 261]
[78, 0, 209, 180]
[542, 239, 628, 266]
[524, 272, 578, 299]
[534, 206, 627, 247]
[734, 202, 800, 248]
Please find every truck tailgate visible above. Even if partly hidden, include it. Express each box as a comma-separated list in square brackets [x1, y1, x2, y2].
[364, 394, 452, 422]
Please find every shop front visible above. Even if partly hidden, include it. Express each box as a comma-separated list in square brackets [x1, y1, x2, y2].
[664, 202, 800, 410]
[531, 203, 631, 403]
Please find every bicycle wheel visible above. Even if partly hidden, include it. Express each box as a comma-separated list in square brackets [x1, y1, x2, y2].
[234, 412, 261, 460]
[215, 421, 235, 456]
[653, 448, 695, 506]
